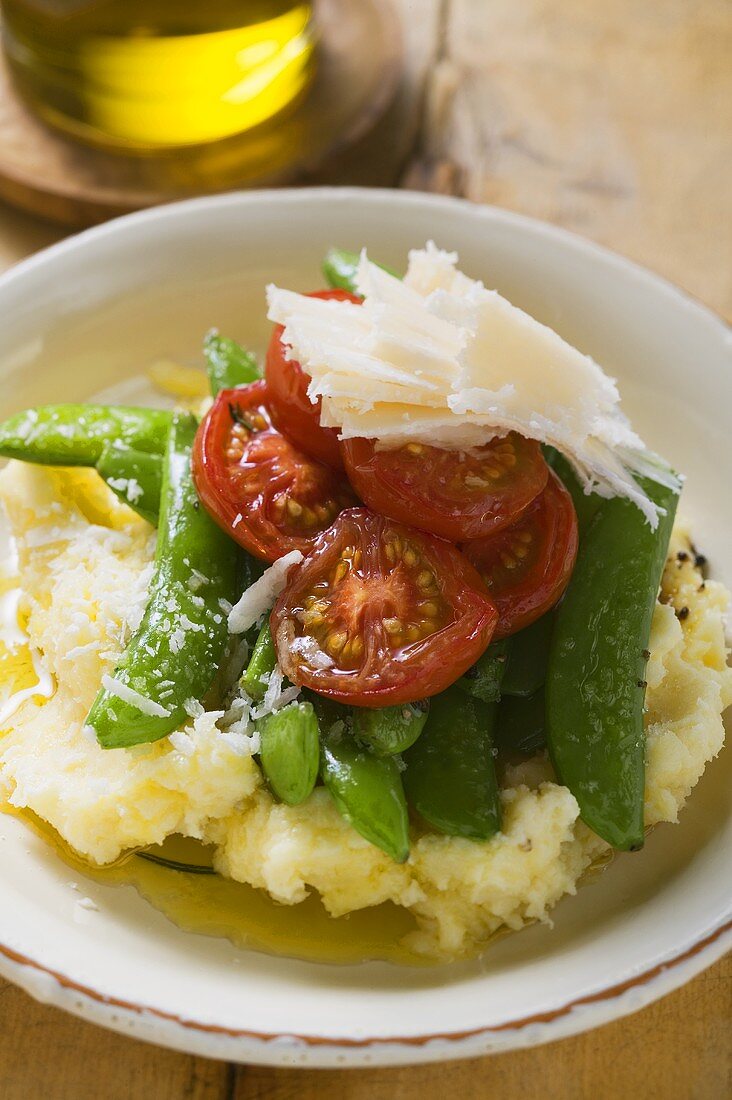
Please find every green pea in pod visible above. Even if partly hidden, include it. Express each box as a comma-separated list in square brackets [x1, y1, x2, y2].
[0, 404, 171, 466]
[546, 473, 679, 850]
[404, 685, 501, 840]
[259, 701, 320, 806]
[320, 728, 410, 863]
[96, 443, 162, 526]
[204, 331, 261, 396]
[352, 700, 429, 756]
[86, 412, 238, 748]
[241, 621, 277, 701]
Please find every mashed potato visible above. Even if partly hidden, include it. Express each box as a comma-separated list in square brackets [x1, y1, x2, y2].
[0, 460, 730, 959]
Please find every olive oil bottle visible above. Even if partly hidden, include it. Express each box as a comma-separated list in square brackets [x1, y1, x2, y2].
[1, 1, 314, 151]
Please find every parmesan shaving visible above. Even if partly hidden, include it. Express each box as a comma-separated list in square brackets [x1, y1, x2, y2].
[267, 243, 678, 526]
[228, 551, 303, 634]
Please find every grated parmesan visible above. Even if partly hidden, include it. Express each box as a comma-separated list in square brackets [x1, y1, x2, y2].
[106, 477, 143, 505]
[100, 674, 170, 718]
[251, 668, 300, 719]
[290, 634, 334, 670]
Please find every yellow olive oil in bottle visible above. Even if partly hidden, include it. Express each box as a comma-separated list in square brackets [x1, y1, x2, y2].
[1, 0, 315, 151]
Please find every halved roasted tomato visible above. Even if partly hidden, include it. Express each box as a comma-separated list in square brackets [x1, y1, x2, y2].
[265, 289, 361, 470]
[463, 468, 578, 639]
[192, 382, 356, 562]
[341, 434, 549, 542]
[271, 508, 498, 707]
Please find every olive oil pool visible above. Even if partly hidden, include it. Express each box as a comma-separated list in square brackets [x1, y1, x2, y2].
[1, 0, 314, 149]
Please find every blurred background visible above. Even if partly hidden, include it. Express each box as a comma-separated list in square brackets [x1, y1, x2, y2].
[0, 0, 729, 318]
[0, 2, 729, 1098]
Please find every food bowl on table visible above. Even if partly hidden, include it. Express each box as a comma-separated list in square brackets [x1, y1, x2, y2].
[0, 188, 729, 1067]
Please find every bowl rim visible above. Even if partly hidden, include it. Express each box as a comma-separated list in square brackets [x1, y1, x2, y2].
[0, 186, 729, 1066]
[0, 915, 729, 1064]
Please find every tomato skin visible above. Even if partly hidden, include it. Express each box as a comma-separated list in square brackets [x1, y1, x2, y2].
[192, 383, 356, 563]
[463, 468, 578, 639]
[271, 507, 499, 707]
[266, 289, 361, 470]
[341, 434, 548, 542]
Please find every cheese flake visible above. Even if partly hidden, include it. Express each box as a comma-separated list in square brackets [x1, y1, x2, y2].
[267, 243, 679, 525]
[100, 674, 170, 718]
[228, 551, 303, 634]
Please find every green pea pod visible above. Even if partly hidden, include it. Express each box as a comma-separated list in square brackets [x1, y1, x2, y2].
[501, 613, 554, 697]
[96, 443, 162, 526]
[204, 331, 261, 396]
[352, 700, 429, 756]
[321, 731, 410, 863]
[496, 688, 546, 756]
[457, 639, 510, 703]
[546, 475, 679, 850]
[241, 621, 276, 701]
[0, 405, 171, 466]
[403, 686, 501, 840]
[546, 449, 602, 534]
[259, 701, 320, 805]
[86, 412, 238, 748]
[321, 248, 399, 295]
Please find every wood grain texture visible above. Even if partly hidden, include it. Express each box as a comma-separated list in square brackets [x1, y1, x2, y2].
[0, 0, 730, 1096]
[0, 977, 230, 1100]
[233, 955, 732, 1100]
[402, 0, 732, 320]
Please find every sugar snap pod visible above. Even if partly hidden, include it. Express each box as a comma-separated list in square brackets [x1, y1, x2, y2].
[258, 701, 320, 806]
[403, 685, 501, 840]
[86, 412, 238, 748]
[320, 724, 411, 863]
[204, 330, 261, 396]
[96, 443, 162, 526]
[546, 475, 680, 850]
[0, 404, 171, 465]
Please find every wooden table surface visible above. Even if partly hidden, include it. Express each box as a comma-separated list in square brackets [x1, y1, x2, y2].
[0, 1, 730, 1096]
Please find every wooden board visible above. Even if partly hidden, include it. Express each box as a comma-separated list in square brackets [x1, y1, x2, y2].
[0, 0, 403, 227]
[0, 956, 729, 1098]
[0, 0, 730, 1096]
[402, 0, 732, 322]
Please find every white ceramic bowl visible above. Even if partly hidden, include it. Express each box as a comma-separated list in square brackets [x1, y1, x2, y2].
[0, 189, 729, 1067]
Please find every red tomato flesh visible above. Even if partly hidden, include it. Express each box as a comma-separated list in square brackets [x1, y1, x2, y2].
[265, 289, 361, 470]
[192, 382, 356, 562]
[271, 507, 499, 707]
[341, 434, 549, 542]
[463, 468, 578, 639]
